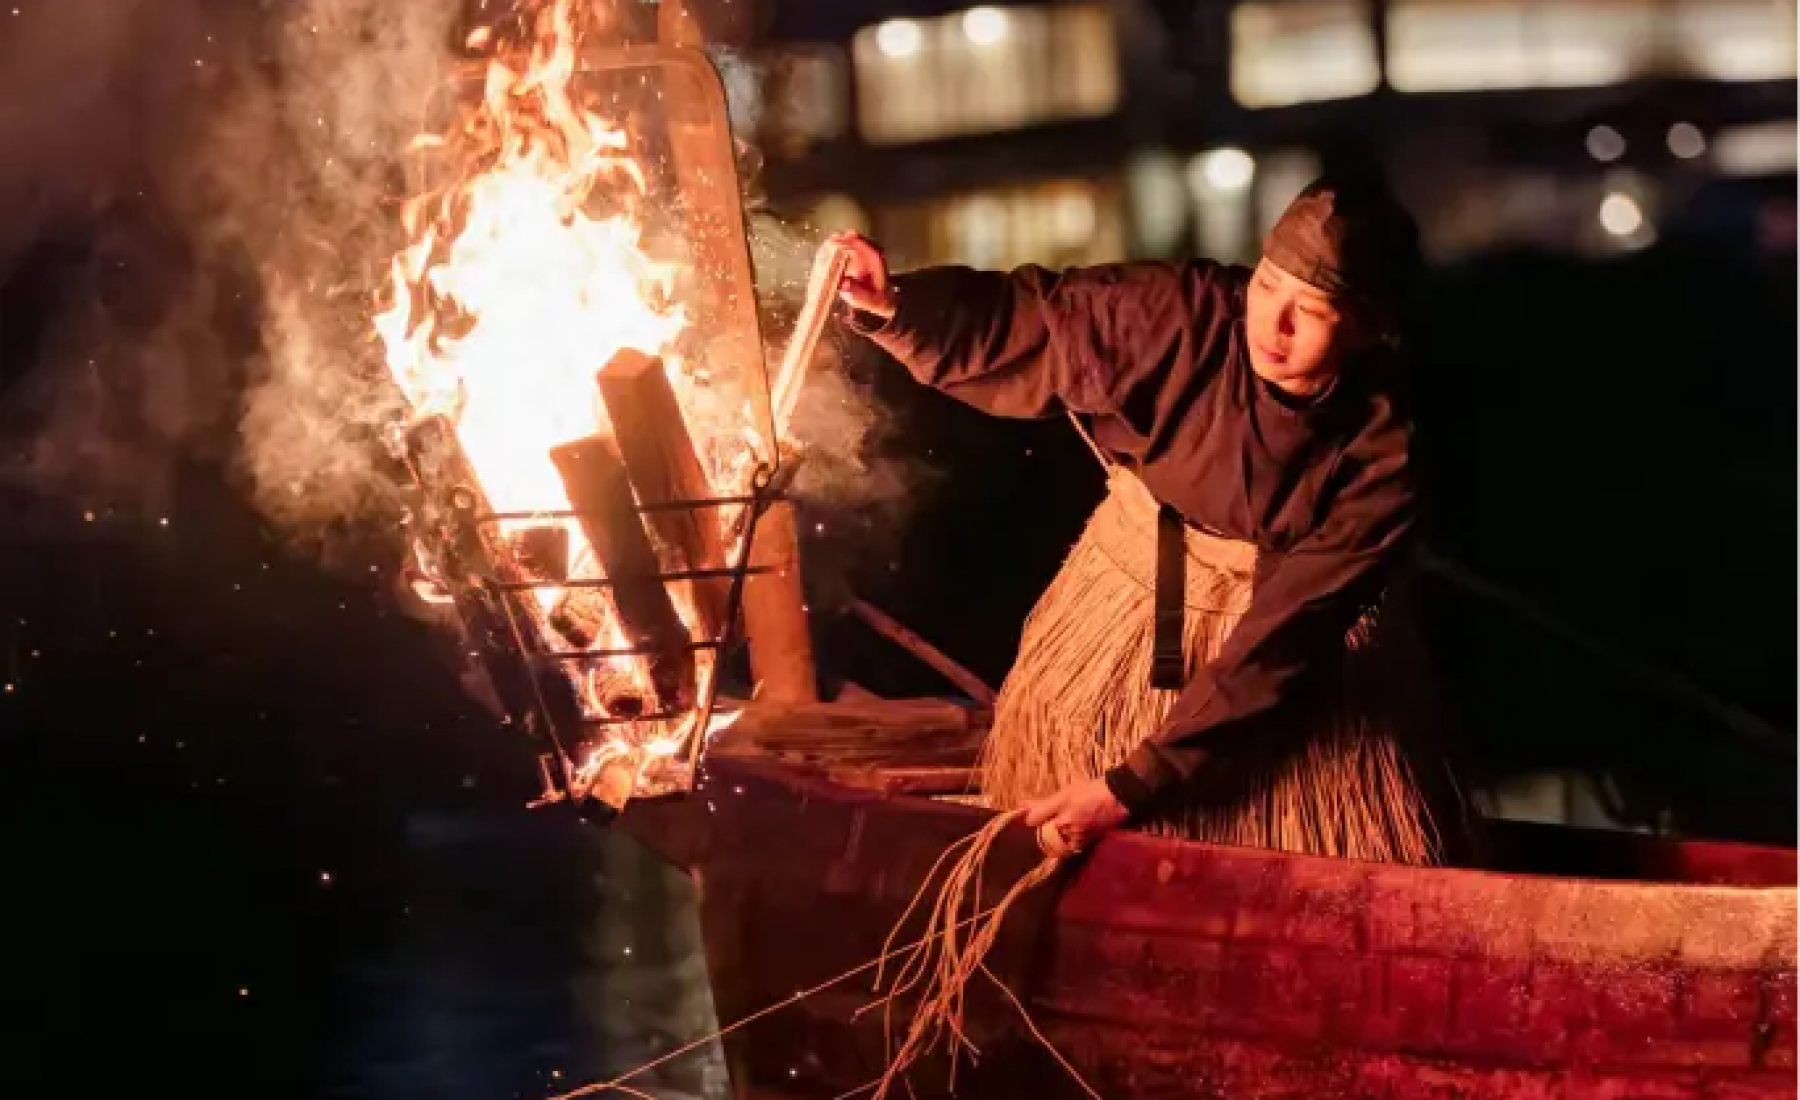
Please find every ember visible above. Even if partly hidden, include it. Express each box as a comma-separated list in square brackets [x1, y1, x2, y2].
[372, 0, 789, 808]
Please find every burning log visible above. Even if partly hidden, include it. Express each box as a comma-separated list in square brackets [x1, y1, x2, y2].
[511, 525, 570, 582]
[596, 349, 729, 640]
[549, 434, 697, 711]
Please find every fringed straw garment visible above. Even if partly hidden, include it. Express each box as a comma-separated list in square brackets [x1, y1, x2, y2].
[977, 467, 1467, 866]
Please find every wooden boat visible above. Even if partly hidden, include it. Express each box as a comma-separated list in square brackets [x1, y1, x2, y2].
[614, 698, 1797, 1100]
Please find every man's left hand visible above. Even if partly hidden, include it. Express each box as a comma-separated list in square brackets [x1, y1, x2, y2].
[1022, 777, 1130, 854]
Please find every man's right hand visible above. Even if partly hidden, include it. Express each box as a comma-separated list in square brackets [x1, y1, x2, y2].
[828, 231, 896, 320]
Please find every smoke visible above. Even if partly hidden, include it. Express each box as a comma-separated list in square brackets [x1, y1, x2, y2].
[186, 0, 462, 549]
[746, 210, 926, 522]
[0, 0, 446, 553]
[0, 0, 242, 519]
[721, 45, 932, 544]
[0, 0, 920, 573]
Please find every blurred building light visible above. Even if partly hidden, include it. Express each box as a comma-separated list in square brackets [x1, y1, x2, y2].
[1194, 147, 1257, 194]
[1186, 149, 1258, 264]
[1385, 0, 1796, 90]
[962, 6, 1010, 46]
[875, 19, 923, 60]
[1126, 151, 1190, 256]
[1669, 0, 1797, 82]
[1051, 190, 1098, 246]
[1599, 192, 1643, 237]
[1387, 0, 1649, 92]
[902, 180, 1125, 269]
[1711, 120, 1798, 177]
[1230, 1, 1379, 108]
[956, 196, 1010, 268]
[853, 5, 1117, 146]
[809, 194, 869, 236]
[1665, 122, 1706, 160]
[1585, 125, 1627, 163]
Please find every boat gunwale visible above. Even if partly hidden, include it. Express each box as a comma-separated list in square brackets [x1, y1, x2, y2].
[674, 756, 1798, 973]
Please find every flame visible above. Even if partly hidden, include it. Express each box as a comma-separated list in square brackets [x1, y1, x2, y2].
[376, 1, 684, 517]
[375, 0, 752, 793]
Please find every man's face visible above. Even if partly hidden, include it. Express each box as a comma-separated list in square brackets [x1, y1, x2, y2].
[1244, 258, 1354, 396]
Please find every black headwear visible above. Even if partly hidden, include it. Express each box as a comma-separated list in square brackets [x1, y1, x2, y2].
[1262, 175, 1423, 323]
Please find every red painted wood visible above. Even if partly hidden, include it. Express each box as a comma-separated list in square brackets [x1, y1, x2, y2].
[619, 757, 1798, 1099]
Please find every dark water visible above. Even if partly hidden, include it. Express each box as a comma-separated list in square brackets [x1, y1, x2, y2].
[326, 813, 725, 1100]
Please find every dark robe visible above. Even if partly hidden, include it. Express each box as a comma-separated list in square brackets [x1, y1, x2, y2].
[850, 259, 1416, 816]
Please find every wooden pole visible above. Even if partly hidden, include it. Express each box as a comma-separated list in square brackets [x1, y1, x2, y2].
[845, 596, 997, 705]
[596, 349, 729, 641]
[742, 500, 817, 703]
[549, 434, 696, 712]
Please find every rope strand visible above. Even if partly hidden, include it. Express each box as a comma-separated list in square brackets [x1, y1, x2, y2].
[542, 848, 1044, 1100]
[859, 809, 1064, 1100]
[540, 813, 1087, 1100]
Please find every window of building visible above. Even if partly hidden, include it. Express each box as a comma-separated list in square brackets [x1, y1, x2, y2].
[1386, 0, 1655, 91]
[874, 179, 1124, 269]
[852, 5, 1120, 145]
[1668, 0, 1797, 83]
[1229, 1, 1381, 108]
[1712, 120, 1799, 177]
[1125, 151, 1190, 257]
[1185, 147, 1260, 262]
[1384, 0, 1796, 92]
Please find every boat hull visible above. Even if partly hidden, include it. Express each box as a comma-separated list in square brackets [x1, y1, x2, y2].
[625, 756, 1797, 1099]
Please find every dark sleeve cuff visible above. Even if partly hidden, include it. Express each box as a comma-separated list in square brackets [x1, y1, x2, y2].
[843, 271, 922, 340]
[1104, 743, 1186, 820]
[843, 305, 895, 338]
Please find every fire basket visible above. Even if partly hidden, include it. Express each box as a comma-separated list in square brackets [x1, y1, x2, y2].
[377, 40, 818, 824]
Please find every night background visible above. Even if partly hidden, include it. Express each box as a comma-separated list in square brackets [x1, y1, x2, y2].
[0, 1, 1793, 1098]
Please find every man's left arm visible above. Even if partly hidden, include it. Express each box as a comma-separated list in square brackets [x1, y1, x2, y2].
[1103, 415, 1418, 816]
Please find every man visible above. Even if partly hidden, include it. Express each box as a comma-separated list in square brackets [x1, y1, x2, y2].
[834, 176, 1472, 864]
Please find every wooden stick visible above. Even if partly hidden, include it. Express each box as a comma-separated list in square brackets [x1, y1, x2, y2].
[846, 596, 998, 705]
[742, 499, 818, 703]
[770, 241, 850, 440]
[549, 434, 695, 711]
[597, 348, 729, 640]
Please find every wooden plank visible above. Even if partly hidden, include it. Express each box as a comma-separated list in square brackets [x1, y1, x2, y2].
[712, 698, 987, 764]
[549, 433, 695, 710]
[597, 348, 730, 641]
[819, 765, 979, 796]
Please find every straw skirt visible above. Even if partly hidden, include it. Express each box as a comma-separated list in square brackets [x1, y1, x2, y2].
[976, 468, 1471, 866]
